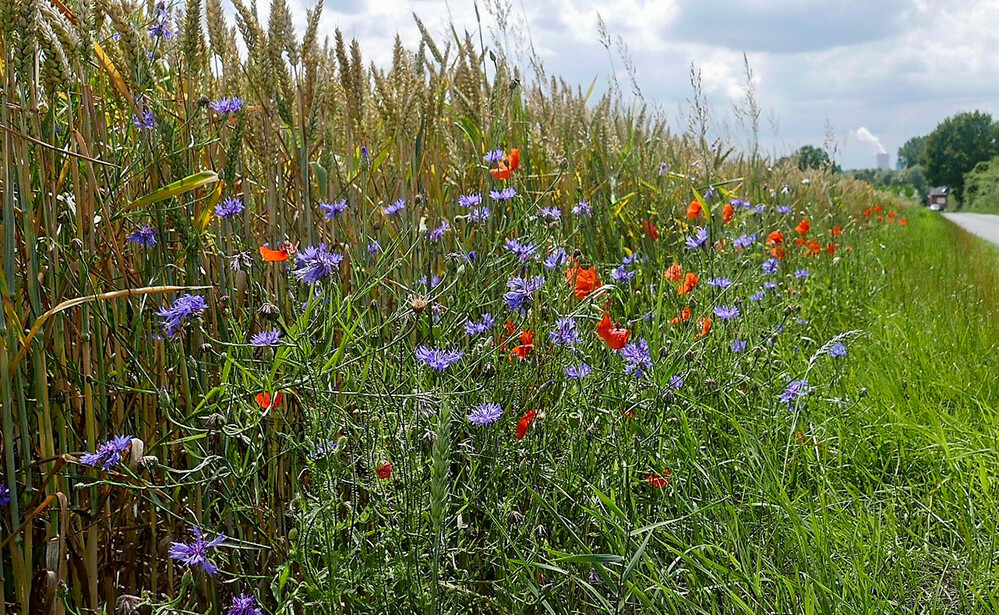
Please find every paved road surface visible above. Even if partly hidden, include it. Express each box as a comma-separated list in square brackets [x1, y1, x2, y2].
[943, 213, 999, 247]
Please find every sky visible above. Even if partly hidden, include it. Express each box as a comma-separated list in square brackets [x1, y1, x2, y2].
[231, 0, 999, 170]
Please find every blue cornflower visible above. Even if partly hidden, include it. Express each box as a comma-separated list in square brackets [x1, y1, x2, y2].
[464, 314, 495, 336]
[713, 305, 740, 320]
[750, 291, 765, 302]
[468, 206, 490, 224]
[611, 266, 635, 282]
[795, 269, 810, 279]
[780, 379, 809, 406]
[383, 199, 406, 215]
[210, 97, 244, 115]
[731, 340, 747, 354]
[658, 162, 670, 176]
[764, 281, 779, 290]
[228, 593, 262, 615]
[621, 339, 652, 377]
[132, 110, 155, 130]
[504, 276, 545, 312]
[360, 145, 369, 164]
[417, 275, 442, 289]
[149, 4, 173, 39]
[250, 330, 281, 346]
[572, 199, 592, 216]
[777, 205, 792, 215]
[762, 258, 780, 274]
[669, 375, 684, 390]
[539, 206, 561, 221]
[294, 244, 343, 285]
[427, 221, 449, 242]
[367, 241, 381, 256]
[81, 435, 133, 471]
[703, 186, 718, 199]
[733, 234, 757, 249]
[706, 277, 732, 289]
[483, 149, 505, 164]
[158, 294, 208, 336]
[622, 253, 641, 266]
[320, 199, 348, 219]
[829, 343, 847, 357]
[752, 204, 766, 214]
[544, 249, 568, 270]
[215, 197, 244, 219]
[468, 403, 503, 425]
[504, 238, 537, 261]
[127, 225, 157, 247]
[0, 483, 9, 506]
[686, 227, 709, 249]
[458, 193, 483, 208]
[549, 317, 580, 346]
[169, 526, 226, 576]
[414, 346, 464, 371]
[490, 187, 517, 202]
[566, 363, 592, 380]
[731, 198, 751, 210]
[311, 441, 338, 460]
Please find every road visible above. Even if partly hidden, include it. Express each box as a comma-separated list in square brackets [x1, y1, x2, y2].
[943, 213, 999, 247]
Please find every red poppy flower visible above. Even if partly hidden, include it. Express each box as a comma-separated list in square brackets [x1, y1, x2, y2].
[826, 242, 839, 256]
[508, 148, 521, 171]
[766, 230, 784, 246]
[516, 409, 537, 440]
[664, 262, 683, 282]
[490, 163, 511, 181]
[804, 239, 821, 257]
[260, 245, 290, 262]
[255, 391, 282, 409]
[898, 218, 908, 226]
[597, 314, 630, 350]
[795, 237, 807, 248]
[375, 460, 392, 479]
[678, 272, 699, 295]
[567, 263, 601, 301]
[722, 203, 734, 223]
[686, 200, 702, 219]
[695, 317, 712, 339]
[877, 215, 884, 222]
[831, 226, 843, 236]
[647, 472, 671, 488]
[671, 306, 691, 325]
[509, 330, 534, 360]
[642, 219, 660, 241]
[770, 245, 786, 260]
[795, 218, 810, 235]
[874, 205, 883, 213]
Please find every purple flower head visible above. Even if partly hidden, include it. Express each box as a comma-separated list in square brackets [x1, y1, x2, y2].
[733, 234, 757, 249]
[458, 193, 483, 208]
[320, 199, 348, 220]
[465, 313, 495, 336]
[504, 276, 545, 312]
[750, 291, 765, 302]
[0, 483, 9, 507]
[829, 343, 847, 358]
[706, 277, 732, 289]
[764, 281, 779, 291]
[504, 238, 537, 261]
[228, 593, 262, 615]
[210, 97, 244, 115]
[383, 199, 406, 215]
[483, 149, 505, 164]
[132, 110, 155, 130]
[752, 204, 766, 214]
[622, 253, 641, 266]
[294, 244, 343, 285]
[367, 241, 381, 256]
[713, 305, 740, 320]
[468, 403, 503, 425]
[414, 345, 464, 371]
[468, 206, 491, 224]
[149, 4, 173, 39]
[81, 435, 133, 471]
[658, 162, 670, 176]
[549, 317, 580, 346]
[780, 379, 809, 406]
[360, 145, 369, 163]
[781, 182, 791, 195]
[250, 330, 281, 346]
[544, 249, 568, 271]
[490, 187, 517, 202]
[417, 275, 442, 289]
[566, 362, 592, 380]
[621, 339, 652, 377]
[703, 186, 718, 199]
[731, 198, 751, 210]
[795, 269, 810, 279]
[762, 258, 780, 274]
[539, 206, 562, 221]
[669, 375, 684, 390]
[157, 294, 208, 336]
[127, 225, 157, 247]
[215, 197, 244, 219]
[777, 205, 792, 215]
[686, 227, 709, 249]
[572, 200, 592, 216]
[731, 340, 747, 354]
[169, 526, 226, 576]
[427, 221, 449, 242]
[611, 266, 636, 282]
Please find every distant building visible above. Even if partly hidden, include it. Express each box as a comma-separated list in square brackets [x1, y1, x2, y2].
[876, 153, 890, 170]
[927, 186, 950, 209]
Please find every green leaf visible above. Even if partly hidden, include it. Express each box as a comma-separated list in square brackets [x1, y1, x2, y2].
[126, 171, 219, 212]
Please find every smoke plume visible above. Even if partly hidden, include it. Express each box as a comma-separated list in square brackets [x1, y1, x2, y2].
[852, 127, 887, 154]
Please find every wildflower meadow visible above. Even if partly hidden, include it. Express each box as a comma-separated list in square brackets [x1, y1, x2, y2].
[3, 1, 999, 614]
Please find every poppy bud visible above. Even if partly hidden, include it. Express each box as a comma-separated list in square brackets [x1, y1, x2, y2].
[375, 460, 392, 479]
[685, 350, 695, 362]
[288, 528, 299, 541]
[70, 238, 84, 252]
[859, 387, 868, 398]
[573, 249, 583, 261]
[116, 595, 142, 615]
[258, 303, 280, 320]
[138, 455, 160, 471]
[197, 96, 210, 108]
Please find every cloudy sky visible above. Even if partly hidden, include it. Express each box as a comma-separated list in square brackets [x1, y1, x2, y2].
[237, 0, 999, 169]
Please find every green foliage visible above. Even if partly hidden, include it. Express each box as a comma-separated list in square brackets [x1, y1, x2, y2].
[782, 144, 840, 173]
[897, 134, 927, 168]
[920, 111, 999, 202]
[849, 165, 926, 200]
[962, 155, 999, 212]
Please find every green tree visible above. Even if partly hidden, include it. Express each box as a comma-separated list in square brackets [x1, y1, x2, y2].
[790, 145, 839, 172]
[920, 111, 999, 202]
[897, 135, 927, 168]
[963, 156, 999, 212]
